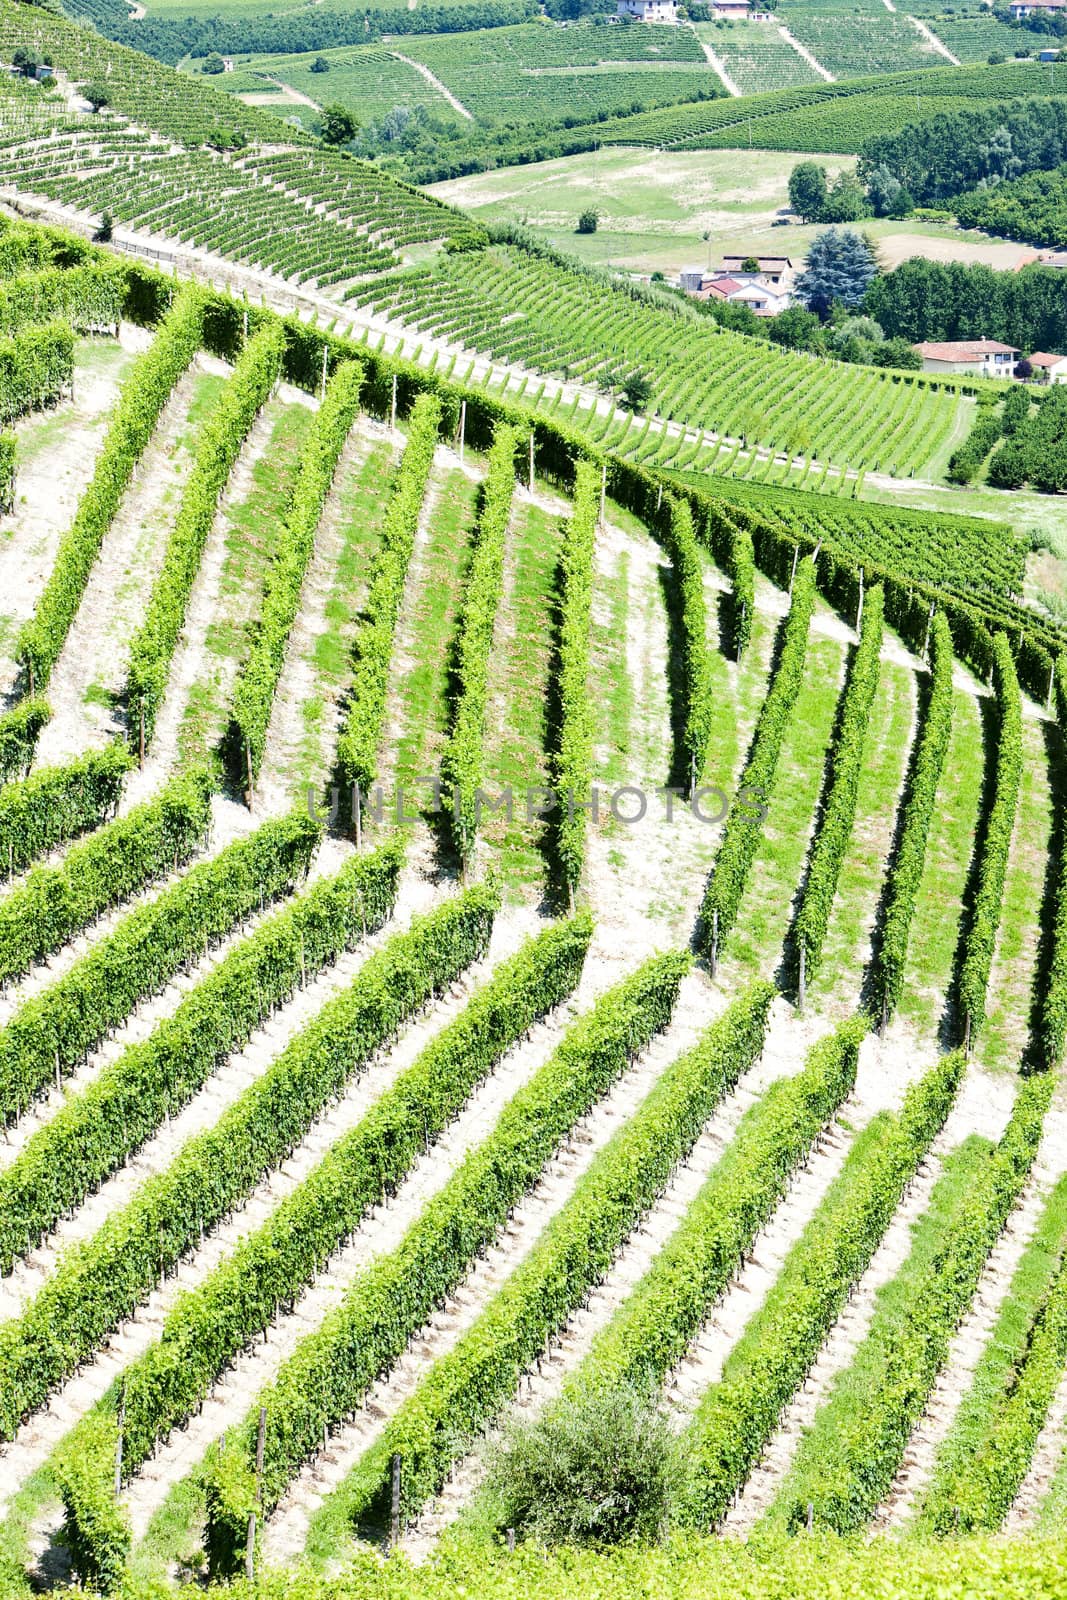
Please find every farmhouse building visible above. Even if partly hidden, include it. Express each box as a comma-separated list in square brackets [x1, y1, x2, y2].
[1009, 0, 1066, 16]
[711, 2, 751, 17]
[720, 253, 794, 286]
[913, 339, 1020, 376]
[680, 268, 792, 316]
[616, 0, 679, 21]
[1027, 351, 1067, 382]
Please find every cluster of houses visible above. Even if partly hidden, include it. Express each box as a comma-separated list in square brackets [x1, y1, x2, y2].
[678, 255, 796, 317]
[616, 0, 772, 23]
[913, 339, 1067, 382]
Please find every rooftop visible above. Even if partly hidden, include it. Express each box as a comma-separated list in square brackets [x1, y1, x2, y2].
[914, 339, 1020, 359]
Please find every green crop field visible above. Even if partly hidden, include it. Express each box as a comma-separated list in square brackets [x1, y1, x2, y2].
[1, 2, 1067, 1597]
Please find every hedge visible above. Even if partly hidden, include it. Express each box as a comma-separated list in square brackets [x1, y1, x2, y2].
[54, 912, 592, 1584]
[0, 858, 499, 1442]
[780, 1069, 1055, 1534]
[335, 392, 441, 801]
[0, 842, 400, 1292]
[0, 739, 129, 879]
[660, 494, 714, 793]
[0, 430, 13, 514]
[728, 517, 756, 659]
[0, 808, 320, 1125]
[443, 423, 519, 864]
[552, 458, 598, 899]
[794, 585, 884, 986]
[320, 981, 777, 1545]
[958, 632, 1023, 1046]
[562, 1014, 868, 1408]
[17, 285, 204, 693]
[679, 1047, 964, 1529]
[227, 358, 363, 794]
[126, 320, 284, 749]
[204, 947, 689, 1576]
[0, 321, 73, 426]
[697, 560, 817, 957]
[1040, 653, 1067, 1069]
[874, 611, 954, 1025]
[0, 697, 50, 783]
[0, 263, 123, 339]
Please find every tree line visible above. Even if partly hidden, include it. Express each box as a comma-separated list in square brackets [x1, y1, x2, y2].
[866, 257, 1067, 353]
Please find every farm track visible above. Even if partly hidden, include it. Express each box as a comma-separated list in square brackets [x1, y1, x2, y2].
[32, 362, 205, 767]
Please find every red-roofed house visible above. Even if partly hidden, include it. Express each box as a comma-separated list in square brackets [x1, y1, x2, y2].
[913, 339, 1020, 376]
[1027, 351, 1067, 382]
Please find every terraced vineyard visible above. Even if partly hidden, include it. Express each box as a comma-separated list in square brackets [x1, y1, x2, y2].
[0, 211, 1065, 1600]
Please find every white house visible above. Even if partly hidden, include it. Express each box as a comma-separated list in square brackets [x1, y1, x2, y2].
[1009, 0, 1066, 17]
[1027, 351, 1067, 382]
[616, 0, 679, 21]
[913, 339, 1020, 376]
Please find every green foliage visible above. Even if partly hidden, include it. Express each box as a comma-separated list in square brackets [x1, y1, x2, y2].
[659, 495, 714, 792]
[228, 359, 363, 788]
[561, 1014, 865, 1412]
[54, 1412, 130, 1594]
[796, 228, 878, 316]
[319, 103, 358, 145]
[0, 809, 319, 1126]
[794, 585, 884, 980]
[781, 1070, 1054, 1534]
[698, 561, 816, 955]
[0, 319, 72, 425]
[0, 696, 49, 782]
[126, 321, 284, 748]
[553, 460, 597, 897]
[0, 763, 210, 990]
[728, 519, 755, 658]
[1040, 654, 1067, 1069]
[206, 947, 689, 1573]
[485, 1382, 683, 1547]
[0, 846, 426, 1436]
[0, 262, 123, 337]
[328, 975, 789, 1540]
[0, 428, 12, 513]
[874, 611, 954, 1022]
[678, 1048, 963, 1528]
[336, 392, 441, 797]
[58, 912, 588, 1560]
[443, 424, 519, 863]
[947, 403, 1007, 486]
[576, 208, 599, 235]
[959, 633, 1023, 1042]
[0, 842, 398, 1312]
[18, 286, 204, 692]
[0, 739, 129, 879]
[920, 1195, 1067, 1534]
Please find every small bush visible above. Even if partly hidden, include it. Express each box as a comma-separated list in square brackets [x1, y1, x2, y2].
[483, 1385, 682, 1546]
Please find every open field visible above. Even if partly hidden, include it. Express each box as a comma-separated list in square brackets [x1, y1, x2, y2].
[427, 146, 1036, 275]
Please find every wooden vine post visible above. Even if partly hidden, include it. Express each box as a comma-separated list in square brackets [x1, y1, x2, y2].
[390, 1452, 402, 1552]
[246, 1404, 267, 1583]
[459, 399, 466, 463]
[390, 373, 398, 432]
[798, 941, 806, 1012]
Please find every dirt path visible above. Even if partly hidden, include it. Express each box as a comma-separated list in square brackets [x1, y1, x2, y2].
[691, 29, 741, 97]
[0, 333, 145, 703]
[389, 52, 473, 119]
[33, 363, 204, 767]
[907, 15, 960, 63]
[254, 416, 396, 816]
[777, 26, 834, 82]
